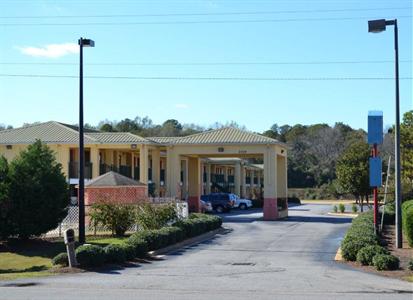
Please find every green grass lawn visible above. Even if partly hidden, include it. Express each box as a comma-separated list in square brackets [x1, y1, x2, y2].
[0, 235, 127, 280]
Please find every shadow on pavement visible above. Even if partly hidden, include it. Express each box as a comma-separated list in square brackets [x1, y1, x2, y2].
[285, 215, 352, 224]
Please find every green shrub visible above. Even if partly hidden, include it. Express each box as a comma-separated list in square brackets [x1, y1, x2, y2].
[402, 200, 413, 247]
[89, 202, 136, 237]
[408, 259, 413, 271]
[3, 141, 69, 239]
[104, 244, 127, 264]
[75, 244, 105, 267]
[135, 203, 177, 230]
[352, 204, 358, 213]
[126, 234, 148, 258]
[120, 243, 136, 261]
[129, 230, 164, 251]
[372, 254, 400, 271]
[333, 205, 338, 213]
[175, 214, 222, 238]
[338, 203, 345, 213]
[158, 226, 185, 245]
[341, 212, 379, 261]
[356, 245, 389, 266]
[51, 252, 69, 267]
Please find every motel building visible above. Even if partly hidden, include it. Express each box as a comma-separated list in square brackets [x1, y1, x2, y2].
[0, 121, 288, 220]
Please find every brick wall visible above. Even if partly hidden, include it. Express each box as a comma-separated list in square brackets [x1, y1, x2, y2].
[85, 186, 148, 205]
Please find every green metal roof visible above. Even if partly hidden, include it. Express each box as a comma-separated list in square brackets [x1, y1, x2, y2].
[0, 121, 152, 145]
[169, 127, 282, 145]
[0, 121, 97, 145]
[87, 132, 150, 144]
[0, 122, 282, 147]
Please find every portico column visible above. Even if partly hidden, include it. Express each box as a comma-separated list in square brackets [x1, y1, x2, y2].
[206, 164, 211, 194]
[250, 170, 255, 188]
[131, 152, 135, 179]
[188, 157, 201, 212]
[235, 162, 241, 196]
[166, 147, 181, 198]
[263, 146, 278, 220]
[139, 144, 149, 184]
[152, 148, 161, 192]
[241, 165, 246, 198]
[257, 171, 261, 187]
[90, 146, 99, 178]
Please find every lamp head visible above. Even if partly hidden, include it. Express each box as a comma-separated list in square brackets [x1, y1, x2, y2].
[78, 38, 95, 47]
[368, 19, 387, 33]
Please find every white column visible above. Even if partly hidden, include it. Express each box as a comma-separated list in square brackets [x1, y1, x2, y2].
[139, 145, 149, 184]
[206, 164, 211, 194]
[241, 165, 246, 198]
[235, 162, 241, 196]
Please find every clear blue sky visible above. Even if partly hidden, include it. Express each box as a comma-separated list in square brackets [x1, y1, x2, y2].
[0, 0, 412, 132]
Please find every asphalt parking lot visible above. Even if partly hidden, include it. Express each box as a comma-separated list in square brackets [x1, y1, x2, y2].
[1, 204, 412, 300]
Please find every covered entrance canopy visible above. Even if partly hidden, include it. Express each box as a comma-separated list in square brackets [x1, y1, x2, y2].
[152, 127, 288, 220]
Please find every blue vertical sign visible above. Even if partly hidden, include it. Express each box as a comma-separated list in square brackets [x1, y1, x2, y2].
[368, 111, 383, 187]
[368, 111, 383, 145]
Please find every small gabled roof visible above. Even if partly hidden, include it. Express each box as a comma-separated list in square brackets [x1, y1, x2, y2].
[85, 171, 146, 187]
[0, 121, 97, 145]
[170, 127, 282, 146]
[87, 132, 151, 144]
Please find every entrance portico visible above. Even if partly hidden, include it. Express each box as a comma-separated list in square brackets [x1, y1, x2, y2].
[161, 127, 288, 220]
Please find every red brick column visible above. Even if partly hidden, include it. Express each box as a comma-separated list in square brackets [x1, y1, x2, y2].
[263, 198, 278, 220]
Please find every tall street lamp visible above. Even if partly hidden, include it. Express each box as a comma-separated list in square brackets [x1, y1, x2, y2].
[368, 19, 402, 248]
[78, 37, 94, 244]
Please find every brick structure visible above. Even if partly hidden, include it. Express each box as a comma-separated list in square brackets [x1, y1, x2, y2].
[84, 171, 147, 205]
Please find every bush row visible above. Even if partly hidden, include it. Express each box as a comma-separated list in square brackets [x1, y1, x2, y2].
[52, 214, 223, 268]
[341, 212, 379, 261]
[402, 200, 413, 247]
[341, 211, 400, 271]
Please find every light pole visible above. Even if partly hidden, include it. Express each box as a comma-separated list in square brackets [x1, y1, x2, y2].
[368, 19, 402, 248]
[78, 37, 94, 244]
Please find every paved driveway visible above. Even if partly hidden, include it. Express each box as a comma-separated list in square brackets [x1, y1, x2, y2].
[1, 204, 412, 300]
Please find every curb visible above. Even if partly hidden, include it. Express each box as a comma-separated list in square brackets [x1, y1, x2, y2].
[327, 212, 358, 218]
[334, 247, 343, 261]
[149, 227, 226, 256]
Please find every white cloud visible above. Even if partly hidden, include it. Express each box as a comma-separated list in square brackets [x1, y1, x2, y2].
[17, 43, 79, 58]
[175, 103, 190, 109]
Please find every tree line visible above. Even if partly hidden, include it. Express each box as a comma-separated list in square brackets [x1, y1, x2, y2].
[2, 111, 412, 200]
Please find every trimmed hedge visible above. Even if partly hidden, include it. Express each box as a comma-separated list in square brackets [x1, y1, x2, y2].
[356, 245, 389, 266]
[341, 212, 379, 261]
[120, 243, 136, 261]
[51, 252, 69, 267]
[69, 214, 223, 269]
[402, 200, 413, 247]
[104, 244, 127, 264]
[75, 244, 106, 267]
[126, 235, 148, 258]
[372, 254, 400, 271]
